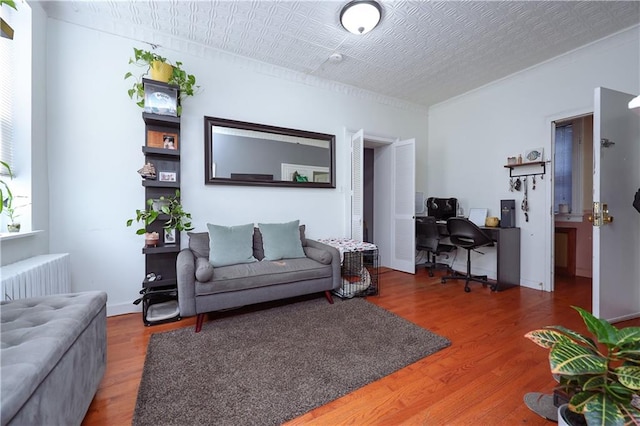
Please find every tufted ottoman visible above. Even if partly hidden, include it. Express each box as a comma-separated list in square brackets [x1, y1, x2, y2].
[1, 291, 107, 426]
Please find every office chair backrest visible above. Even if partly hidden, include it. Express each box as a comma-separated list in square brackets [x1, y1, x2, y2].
[446, 217, 493, 248]
[416, 216, 440, 252]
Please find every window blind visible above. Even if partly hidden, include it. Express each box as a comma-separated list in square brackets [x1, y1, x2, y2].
[0, 35, 14, 173]
[554, 124, 573, 212]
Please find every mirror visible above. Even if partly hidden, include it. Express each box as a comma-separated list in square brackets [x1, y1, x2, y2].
[204, 116, 336, 188]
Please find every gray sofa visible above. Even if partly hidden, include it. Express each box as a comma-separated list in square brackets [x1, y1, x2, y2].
[0, 291, 107, 426]
[177, 227, 341, 332]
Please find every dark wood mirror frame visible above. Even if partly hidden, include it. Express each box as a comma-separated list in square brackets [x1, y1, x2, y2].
[204, 116, 336, 188]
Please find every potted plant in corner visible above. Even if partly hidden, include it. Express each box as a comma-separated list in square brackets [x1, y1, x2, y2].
[124, 47, 199, 116]
[525, 306, 640, 425]
[127, 190, 193, 246]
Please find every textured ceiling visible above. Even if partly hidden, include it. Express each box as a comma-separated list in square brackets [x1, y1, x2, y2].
[39, 1, 640, 108]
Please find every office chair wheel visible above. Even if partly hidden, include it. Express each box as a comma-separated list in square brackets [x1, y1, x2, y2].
[464, 286, 471, 293]
[428, 270, 434, 278]
[441, 278, 447, 284]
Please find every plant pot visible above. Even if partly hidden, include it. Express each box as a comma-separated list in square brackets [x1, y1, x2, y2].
[144, 232, 160, 247]
[7, 223, 20, 233]
[149, 60, 173, 83]
[558, 404, 587, 426]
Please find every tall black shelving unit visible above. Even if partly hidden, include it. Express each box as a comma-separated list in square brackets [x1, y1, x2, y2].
[136, 79, 182, 326]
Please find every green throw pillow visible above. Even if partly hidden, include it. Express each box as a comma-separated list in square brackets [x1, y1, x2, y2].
[258, 220, 306, 261]
[207, 223, 258, 267]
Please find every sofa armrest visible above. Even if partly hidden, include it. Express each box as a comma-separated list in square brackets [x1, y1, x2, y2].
[177, 248, 197, 317]
[306, 239, 342, 290]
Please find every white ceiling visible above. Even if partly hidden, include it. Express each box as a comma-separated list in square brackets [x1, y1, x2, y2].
[39, 1, 640, 108]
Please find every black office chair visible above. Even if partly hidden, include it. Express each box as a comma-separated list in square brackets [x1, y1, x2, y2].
[416, 216, 454, 277]
[441, 217, 495, 292]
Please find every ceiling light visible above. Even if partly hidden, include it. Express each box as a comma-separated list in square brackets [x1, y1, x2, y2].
[340, 1, 382, 35]
[629, 95, 640, 114]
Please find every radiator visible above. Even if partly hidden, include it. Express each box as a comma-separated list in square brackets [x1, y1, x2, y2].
[1, 254, 71, 301]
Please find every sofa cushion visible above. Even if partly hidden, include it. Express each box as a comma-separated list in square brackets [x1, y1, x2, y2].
[195, 257, 214, 282]
[253, 224, 306, 261]
[192, 226, 308, 261]
[187, 232, 209, 259]
[195, 257, 332, 295]
[253, 225, 307, 260]
[258, 220, 306, 261]
[207, 223, 258, 268]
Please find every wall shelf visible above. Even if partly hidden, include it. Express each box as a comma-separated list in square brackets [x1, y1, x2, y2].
[142, 180, 180, 188]
[504, 161, 546, 178]
[142, 146, 180, 157]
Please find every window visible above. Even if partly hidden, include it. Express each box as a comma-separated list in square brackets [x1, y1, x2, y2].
[0, 13, 14, 172]
[0, 1, 32, 234]
[554, 124, 573, 213]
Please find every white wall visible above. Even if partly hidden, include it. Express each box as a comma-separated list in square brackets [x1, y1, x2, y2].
[44, 19, 427, 315]
[427, 26, 640, 290]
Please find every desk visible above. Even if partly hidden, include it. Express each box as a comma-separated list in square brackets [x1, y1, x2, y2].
[423, 220, 521, 291]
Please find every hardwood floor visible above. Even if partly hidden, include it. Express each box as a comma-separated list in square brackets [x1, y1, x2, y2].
[82, 270, 637, 425]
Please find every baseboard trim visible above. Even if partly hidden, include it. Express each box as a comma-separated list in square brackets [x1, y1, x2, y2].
[107, 301, 141, 317]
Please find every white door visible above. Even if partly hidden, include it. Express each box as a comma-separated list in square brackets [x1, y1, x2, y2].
[592, 87, 640, 322]
[351, 130, 364, 241]
[390, 138, 416, 273]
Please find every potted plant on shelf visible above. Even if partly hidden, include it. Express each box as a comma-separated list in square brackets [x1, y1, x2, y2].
[525, 306, 640, 425]
[1, 160, 13, 215]
[126, 190, 193, 246]
[0, 161, 28, 233]
[124, 47, 199, 116]
[3, 196, 28, 233]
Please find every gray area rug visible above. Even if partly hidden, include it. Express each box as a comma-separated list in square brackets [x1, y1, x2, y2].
[133, 297, 450, 426]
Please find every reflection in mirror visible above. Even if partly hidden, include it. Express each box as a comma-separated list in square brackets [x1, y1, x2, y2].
[204, 116, 335, 188]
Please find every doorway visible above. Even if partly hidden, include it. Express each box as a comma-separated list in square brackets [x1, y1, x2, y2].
[349, 129, 415, 272]
[363, 147, 374, 243]
[552, 114, 593, 283]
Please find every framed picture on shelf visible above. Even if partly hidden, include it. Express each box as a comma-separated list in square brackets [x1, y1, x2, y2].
[163, 135, 176, 150]
[164, 229, 176, 244]
[146, 130, 179, 149]
[158, 171, 177, 182]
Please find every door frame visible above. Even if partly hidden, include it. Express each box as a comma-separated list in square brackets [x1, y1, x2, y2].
[344, 128, 398, 267]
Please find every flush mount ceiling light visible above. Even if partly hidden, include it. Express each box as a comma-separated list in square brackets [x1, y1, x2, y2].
[340, 1, 382, 35]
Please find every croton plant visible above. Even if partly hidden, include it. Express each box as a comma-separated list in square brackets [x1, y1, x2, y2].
[525, 306, 640, 425]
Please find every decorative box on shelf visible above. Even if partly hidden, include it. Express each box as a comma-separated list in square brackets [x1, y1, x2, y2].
[143, 79, 178, 117]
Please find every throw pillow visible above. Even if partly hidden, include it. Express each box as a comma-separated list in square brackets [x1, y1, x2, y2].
[253, 224, 307, 261]
[258, 220, 306, 261]
[207, 223, 258, 267]
[188, 232, 210, 258]
[195, 257, 214, 282]
[303, 246, 332, 265]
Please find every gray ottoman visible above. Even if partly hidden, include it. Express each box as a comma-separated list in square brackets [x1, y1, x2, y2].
[1, 291, 107, 426]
